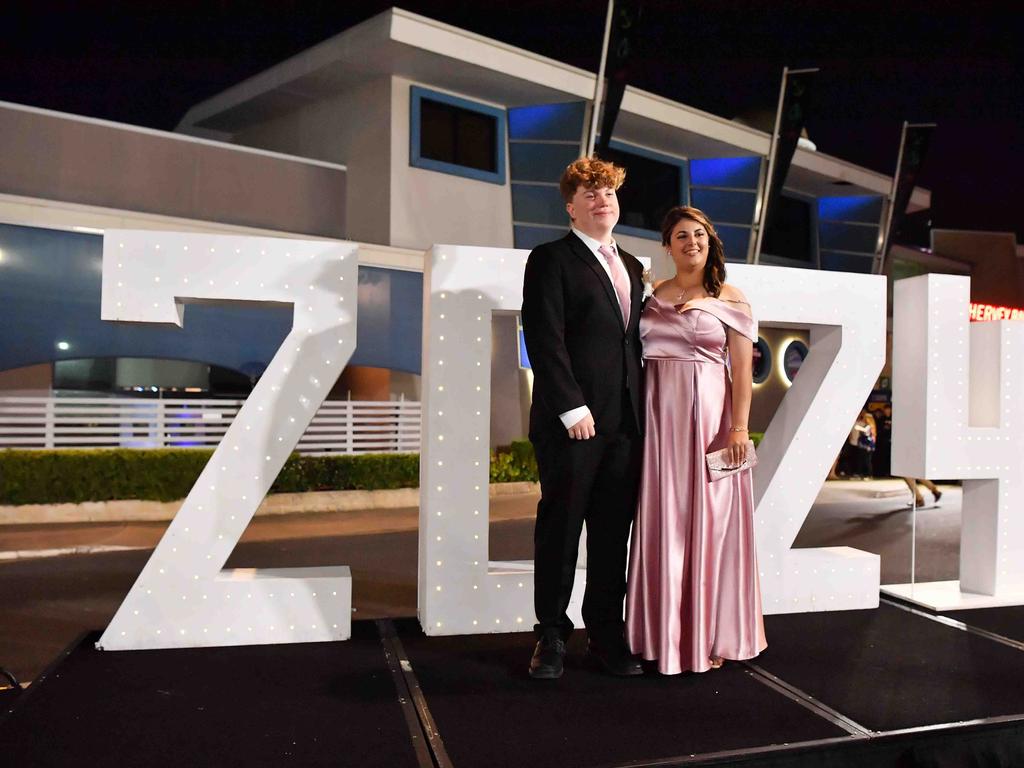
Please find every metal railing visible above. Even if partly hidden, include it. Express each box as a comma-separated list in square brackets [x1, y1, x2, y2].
[0, 397, 421, 455]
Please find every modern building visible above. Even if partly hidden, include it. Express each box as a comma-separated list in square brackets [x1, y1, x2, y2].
[3, 7, 1015, 446]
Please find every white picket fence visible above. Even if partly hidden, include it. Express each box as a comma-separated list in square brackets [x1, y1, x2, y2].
[0, 397, 421, 454]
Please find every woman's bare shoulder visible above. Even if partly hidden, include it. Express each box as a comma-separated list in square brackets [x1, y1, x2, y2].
[718, 283, 752, 314]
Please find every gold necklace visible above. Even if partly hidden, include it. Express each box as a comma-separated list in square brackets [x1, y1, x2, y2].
[670, 282, 707, 303]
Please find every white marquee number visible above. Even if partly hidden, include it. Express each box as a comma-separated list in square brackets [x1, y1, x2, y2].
[418, 246, 548, 635]
[96, 230, 357, 650]
[888, 274, 1024, 608]
[732, 264, 885, 614]
[419, 253, 886, 638]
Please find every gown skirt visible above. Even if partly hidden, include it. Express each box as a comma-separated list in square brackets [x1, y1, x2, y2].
[625, 296, 767, 674]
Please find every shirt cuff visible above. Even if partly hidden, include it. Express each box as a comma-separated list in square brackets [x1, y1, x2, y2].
[559, 405, 591, 430]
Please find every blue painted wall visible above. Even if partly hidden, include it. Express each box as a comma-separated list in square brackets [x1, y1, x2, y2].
[0, 223, 423, 378]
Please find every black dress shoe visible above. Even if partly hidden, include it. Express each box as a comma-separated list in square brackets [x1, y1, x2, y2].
[587, 640, 643, 677]
[529, 633, 566, 679]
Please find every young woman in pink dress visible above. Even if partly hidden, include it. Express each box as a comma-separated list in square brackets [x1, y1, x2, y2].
[626, 205, 767, 674]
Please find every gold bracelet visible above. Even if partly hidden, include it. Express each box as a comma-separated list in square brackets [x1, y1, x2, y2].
[729, 426, 748, 432]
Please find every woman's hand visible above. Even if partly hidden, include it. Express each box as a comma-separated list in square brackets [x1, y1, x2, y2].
[726, 429, 748, 468]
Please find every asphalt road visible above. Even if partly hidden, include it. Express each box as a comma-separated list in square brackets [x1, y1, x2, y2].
[0, 480, 957, 683]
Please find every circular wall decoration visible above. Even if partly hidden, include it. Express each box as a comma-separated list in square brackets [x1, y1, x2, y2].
[782, 339, 809, 383]
[752, 337, 771, 384]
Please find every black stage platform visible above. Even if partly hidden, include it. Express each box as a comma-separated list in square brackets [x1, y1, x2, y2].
[3, 600, 1023, 767]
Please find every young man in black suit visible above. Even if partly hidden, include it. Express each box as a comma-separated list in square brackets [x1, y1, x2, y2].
[521, 157, 645, 678]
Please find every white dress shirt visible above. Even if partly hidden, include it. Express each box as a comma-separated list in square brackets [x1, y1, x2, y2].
[558, 227, 629, 429]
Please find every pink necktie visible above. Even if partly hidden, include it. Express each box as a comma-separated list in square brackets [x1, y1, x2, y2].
[598, 244, 631, 325]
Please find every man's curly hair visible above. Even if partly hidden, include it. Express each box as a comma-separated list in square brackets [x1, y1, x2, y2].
[559, 156, 626, 202]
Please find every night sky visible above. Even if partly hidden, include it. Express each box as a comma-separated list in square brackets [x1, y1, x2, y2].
[2, 1, 1020, 242]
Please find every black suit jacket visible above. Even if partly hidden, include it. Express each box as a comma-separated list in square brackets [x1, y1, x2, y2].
[521, 232, 645, 441]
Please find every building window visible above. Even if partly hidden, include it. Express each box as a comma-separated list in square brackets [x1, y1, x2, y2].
[763, 194, 815, 262]
[689, 157, 759, 262]
[782, 339, 809, 384]
[410, 86, 506, 185]
[752, 337, 771, 384]
[599, 141, 686, 239]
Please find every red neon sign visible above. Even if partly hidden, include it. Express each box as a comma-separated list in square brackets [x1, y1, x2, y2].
[970, 302, 1024, 322]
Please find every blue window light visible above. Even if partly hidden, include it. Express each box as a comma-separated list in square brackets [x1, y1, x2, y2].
[410, 86, 507, 185]
[818, 195, 884, 224]
[518, 325, 532, 370]
[508, 102, 586, 142]
[689, 157, 761, 189]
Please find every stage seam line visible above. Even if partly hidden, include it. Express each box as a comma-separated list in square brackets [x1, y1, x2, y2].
[604, 715, 1024, 768]
[742, 663, 873, 736]
[594, 735, 865, 768]
[879, 597, 1024, 653]
[375, 620, 436, 768]
[876, 712, 1024, 738]
[379, 620, 455, 768]
[0, 630, 87, 727]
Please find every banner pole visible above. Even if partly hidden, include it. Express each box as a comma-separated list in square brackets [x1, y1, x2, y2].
[875, 122, 936, 276]
[911, 491, 917, 596]
[585, 0, 615, 158]
[750, 66, 818, 265]
[873, 121, 908, 275]
[750, 67, 789, 265]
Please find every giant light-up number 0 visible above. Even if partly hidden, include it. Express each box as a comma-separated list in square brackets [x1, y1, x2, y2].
[97, 231, 357, 651]
[419, 248, 886, 635]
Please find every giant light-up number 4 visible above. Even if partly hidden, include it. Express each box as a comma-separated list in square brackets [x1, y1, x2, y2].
[96, 230, 357, 651]
[419, 249, 886, 636]
[885, 274, 1024, 609]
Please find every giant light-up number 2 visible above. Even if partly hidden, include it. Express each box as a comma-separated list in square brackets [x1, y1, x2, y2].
[96, 230, 357, 651]
[734, 264, 885, 614]
[419, 249, 886, 636]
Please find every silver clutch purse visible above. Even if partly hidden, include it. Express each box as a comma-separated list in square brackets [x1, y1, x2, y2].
[705, 440, 757, 481]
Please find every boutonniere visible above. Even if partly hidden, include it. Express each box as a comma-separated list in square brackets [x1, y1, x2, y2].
[642, 269, 654, 299]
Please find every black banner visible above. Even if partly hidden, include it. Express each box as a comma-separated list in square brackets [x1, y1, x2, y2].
[594, 0, 644, 157]
[885, 124, 935, 257]
[761, 69, 816, 240]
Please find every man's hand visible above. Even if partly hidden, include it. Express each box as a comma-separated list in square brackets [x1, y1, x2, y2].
[567, 413, 596, 440]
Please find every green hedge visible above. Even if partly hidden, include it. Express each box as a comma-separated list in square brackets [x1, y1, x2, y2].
[0, 444, 537, 506]
[0, 449, 423, 505]
[0, 449, 215, 505]
[0, 435, 761, 505]
[273, 452, 420, 494]
[489, 440, 539, 483]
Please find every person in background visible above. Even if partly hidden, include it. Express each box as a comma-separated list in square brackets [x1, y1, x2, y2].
[848, 408, 876, 479]
[874, 403, 893, 477]
[902, 477, 943, 507]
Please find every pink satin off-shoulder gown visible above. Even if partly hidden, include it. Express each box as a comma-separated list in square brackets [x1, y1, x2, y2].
[626, 295, 767, 674]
